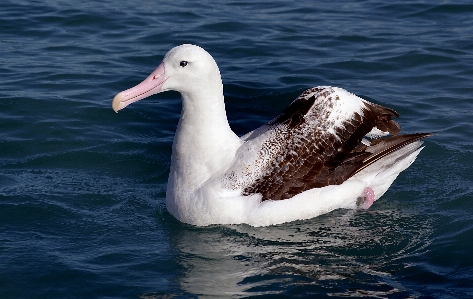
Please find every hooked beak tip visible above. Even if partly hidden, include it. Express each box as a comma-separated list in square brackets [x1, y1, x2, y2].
[112, 92, 125, 113]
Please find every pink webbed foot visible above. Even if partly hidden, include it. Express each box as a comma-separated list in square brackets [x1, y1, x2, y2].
[357, 187, 375, 210]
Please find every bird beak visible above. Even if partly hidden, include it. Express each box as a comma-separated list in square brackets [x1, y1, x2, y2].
[112, 62, 166, 112]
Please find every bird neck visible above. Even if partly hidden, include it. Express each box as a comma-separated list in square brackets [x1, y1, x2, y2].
[168, 89, 241, 196]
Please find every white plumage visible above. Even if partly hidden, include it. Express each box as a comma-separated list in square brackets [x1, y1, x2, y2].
[112, 44, 429, 226]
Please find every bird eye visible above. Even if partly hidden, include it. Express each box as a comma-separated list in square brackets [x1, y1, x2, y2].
[179, 61, 188, 67]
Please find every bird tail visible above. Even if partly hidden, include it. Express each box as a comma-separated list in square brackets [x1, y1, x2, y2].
[354, 132, 432, 175]
[350, 132, 431, 199]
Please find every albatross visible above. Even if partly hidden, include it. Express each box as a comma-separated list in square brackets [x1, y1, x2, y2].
[112, 44, 430, 227]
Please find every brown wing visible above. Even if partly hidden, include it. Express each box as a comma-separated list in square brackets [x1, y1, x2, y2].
[309, 132, 431, 188]
[239, 87, 429, 201]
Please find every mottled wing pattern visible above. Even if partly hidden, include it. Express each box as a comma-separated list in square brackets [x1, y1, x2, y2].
[221, 86, 426, 201]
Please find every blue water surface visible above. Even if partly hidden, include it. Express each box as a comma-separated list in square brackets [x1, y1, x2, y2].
[1, 0, 473, 298]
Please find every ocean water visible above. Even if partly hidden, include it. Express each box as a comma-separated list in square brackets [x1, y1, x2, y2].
[1, 0, 473, 298]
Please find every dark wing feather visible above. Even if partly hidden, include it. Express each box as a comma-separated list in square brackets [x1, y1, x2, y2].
[310, 132, 431, 187]
[235, 87, 429, 201]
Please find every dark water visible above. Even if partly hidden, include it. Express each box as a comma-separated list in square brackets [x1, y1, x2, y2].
[1, 0, 473, 298]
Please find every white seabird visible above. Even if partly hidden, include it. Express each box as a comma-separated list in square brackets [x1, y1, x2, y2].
[112, 44, 430, 226]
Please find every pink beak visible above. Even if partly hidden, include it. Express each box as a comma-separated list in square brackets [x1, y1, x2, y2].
[112, 62, 167, 112]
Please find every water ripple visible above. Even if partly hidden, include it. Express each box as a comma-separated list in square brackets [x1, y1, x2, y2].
[1, 0, 473, 298]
